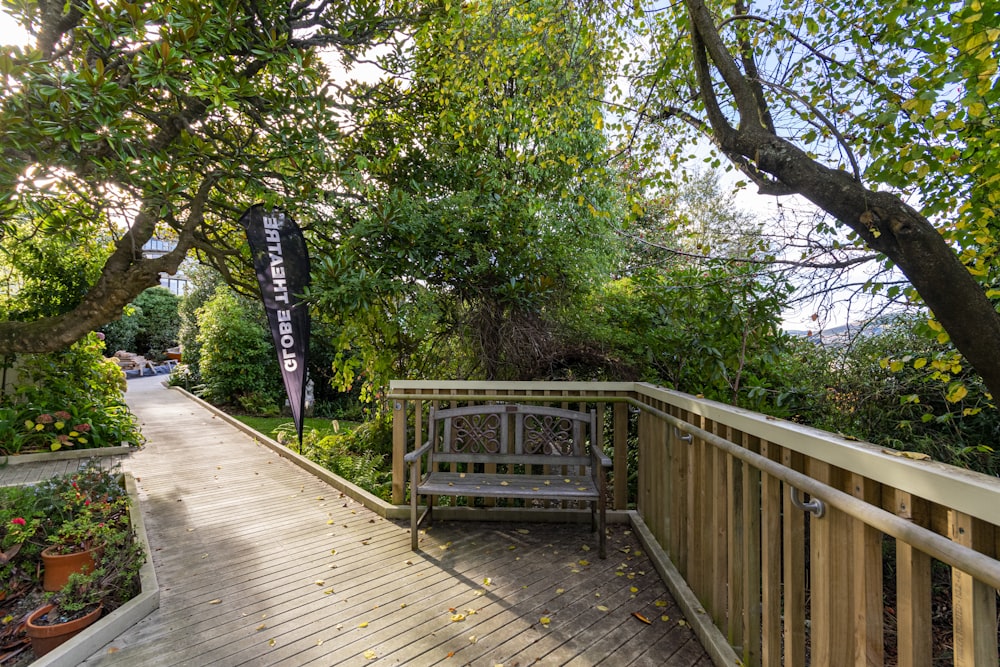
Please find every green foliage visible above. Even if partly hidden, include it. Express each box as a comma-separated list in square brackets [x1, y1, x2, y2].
[131, 287, 180, 358]
[812, 315, 999, 475]
[578, 263, 800, 413]
[174, 265, 225, 382]
[0, 209, 111, 322]
[100, 305, 140, 354]
[195, 288, 282, 411]
[1, 333, 142, 453]
[312, 0, 621, 391]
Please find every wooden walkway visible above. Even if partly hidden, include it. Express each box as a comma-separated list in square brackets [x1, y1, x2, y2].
[6, 376, 710, 666]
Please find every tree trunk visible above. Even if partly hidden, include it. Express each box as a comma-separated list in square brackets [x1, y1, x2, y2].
[682, 0, 1000, 400]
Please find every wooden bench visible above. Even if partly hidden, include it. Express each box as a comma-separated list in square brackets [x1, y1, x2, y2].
[404, 404, 611, 557]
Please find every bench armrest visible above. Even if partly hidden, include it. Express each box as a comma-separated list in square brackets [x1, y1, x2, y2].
[590, 446, 612, 469]
[403, 440, 432, 464]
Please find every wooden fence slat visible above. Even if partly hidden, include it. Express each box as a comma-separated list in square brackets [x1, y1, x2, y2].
[808, 461, 852, 665]
[949, 511, 998, 667]
[895, 490, 932, 667]
[781, 449, 806, 667]
[392, 397, 407, 504]
[726, 426, 744, 652]
[851, 473, 884, 666]
[759, 441, 781, 667]
[613, 401, 628, 509]
[741, 433, 762, 667]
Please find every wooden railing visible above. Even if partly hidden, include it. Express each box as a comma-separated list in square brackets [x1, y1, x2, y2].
[389, 380, 1000, 666]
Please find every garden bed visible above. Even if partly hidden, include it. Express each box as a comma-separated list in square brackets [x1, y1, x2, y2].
[0, 468, 158, 667]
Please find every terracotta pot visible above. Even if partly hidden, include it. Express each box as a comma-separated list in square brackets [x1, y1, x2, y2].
[25, 603, 103, 657]
[41, 544, 103, 592]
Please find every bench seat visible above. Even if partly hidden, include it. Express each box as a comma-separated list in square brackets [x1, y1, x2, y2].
[405, 403, 611, 557]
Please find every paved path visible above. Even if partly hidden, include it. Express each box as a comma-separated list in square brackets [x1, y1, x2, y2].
[7, 376, 709, 666]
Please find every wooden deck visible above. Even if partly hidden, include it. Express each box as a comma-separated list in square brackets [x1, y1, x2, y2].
[5, 376, 710, 666]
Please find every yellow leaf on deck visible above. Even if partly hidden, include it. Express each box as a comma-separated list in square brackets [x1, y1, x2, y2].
[596, 605, 609, 612]
[256, 624, 267, 631]
[315, 580, 325, 586]
[540, 616, 551, 626]
[208, 599, 222, 605]
[500, 481, 509, 486]
[358, 621, 369, 628]
[268, 639, 276, 646]
[364, 649, 377, 660]
[451, 613, 466, 622]
[654, 600, 668, 607]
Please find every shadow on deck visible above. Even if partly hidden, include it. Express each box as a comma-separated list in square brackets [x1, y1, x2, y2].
[2, 377, 708, 666]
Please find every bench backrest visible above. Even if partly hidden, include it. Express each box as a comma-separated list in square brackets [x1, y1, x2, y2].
[425, 404, 597, 468]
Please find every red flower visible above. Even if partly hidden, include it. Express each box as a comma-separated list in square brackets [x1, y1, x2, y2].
[73, 423, 92, 432]
[11, 517, 26, 526]
[54, 410, 72, 420]
[37, 413, 54, 424]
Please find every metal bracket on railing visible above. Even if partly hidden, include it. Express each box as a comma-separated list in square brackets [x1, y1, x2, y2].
[673, 427, 693, 444]
[394, 401, 403, 411]
[789, 486, 826, 518]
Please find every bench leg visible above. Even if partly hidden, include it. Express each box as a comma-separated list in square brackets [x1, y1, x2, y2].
[598, 497, 607, 559]
[411, 490, 419, 551]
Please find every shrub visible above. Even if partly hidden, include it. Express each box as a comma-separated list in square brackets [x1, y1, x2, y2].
[196, 288, 282, 410]
[132, 287, 180, 359]
[101, 305, 141, 354]
[2, 333, 142, 454]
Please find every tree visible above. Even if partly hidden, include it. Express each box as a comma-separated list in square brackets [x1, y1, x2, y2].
[0, 0, 418, 353]
[311, 0, 622, 387]
[624, 0, 1000, 399]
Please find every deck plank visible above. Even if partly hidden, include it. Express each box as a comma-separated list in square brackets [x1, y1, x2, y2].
[0, 376, 711, 667]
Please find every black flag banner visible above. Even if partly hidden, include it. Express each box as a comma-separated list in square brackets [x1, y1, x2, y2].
[240, 205, 311, 450]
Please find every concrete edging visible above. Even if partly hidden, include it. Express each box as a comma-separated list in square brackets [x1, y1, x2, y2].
[32, 473, 160, 667]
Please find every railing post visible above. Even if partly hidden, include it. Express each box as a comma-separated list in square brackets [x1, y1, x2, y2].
[392, 398, 406, 505]
[850, 473, 884, 665]
[894, 490, 932, 667]
[613, 400, 628, 509]
[949, 511, 998, 666]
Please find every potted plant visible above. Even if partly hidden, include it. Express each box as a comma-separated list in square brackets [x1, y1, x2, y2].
[25, 570, 105, 656]
[35, 463, 130, 591]
[26, 514, 146, 657]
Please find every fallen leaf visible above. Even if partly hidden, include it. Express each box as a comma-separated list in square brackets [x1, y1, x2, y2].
[556, 588, 565, 594]
[451, 613, 466, 622]
[678, 619, 687, 626]
[315, 580, 325, 586]
[359, 621, 369, 628]
[208, 599, 222, 605]
[540, 616, 551, 626]
[324, 588, 334, 595]
[268, 639, 276, 646]
[630, 586, 638, 593]
[316, 639, 323, 646]
[400, 603, 407, 608]
[517, 529, 530, 534]
[596, 605, 609, 612]
[447, 651, 455, 658]
[581, 545, 590, 551]
[364, 649, 377, 660]
[500, 481, 509, 486]
[107, 647, 120, 654]
[578, 559, 590, 566]
[330, 549, 337, 555]
[469, 635, 478, 643]
[256, 624, 267, 631]
[483, 577, 493, 585]
[661, 615, 670, 622]
[632, 612, 652, 624]
[654, 600, 668, 608]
